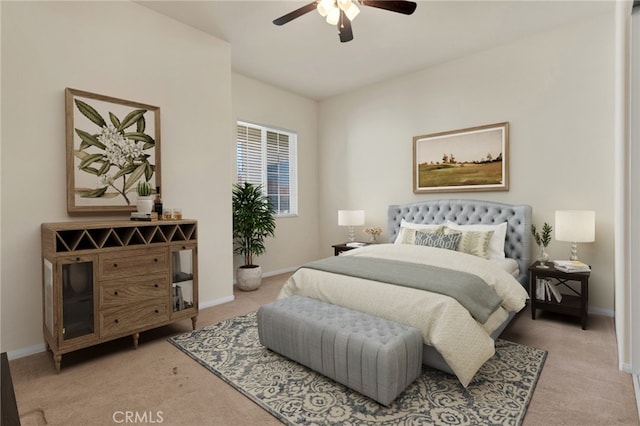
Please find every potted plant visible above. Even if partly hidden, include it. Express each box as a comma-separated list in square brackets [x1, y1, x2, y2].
[232, 182, 276, 291]
[136, 181, 153, 214]
[531, 222, 552, 267]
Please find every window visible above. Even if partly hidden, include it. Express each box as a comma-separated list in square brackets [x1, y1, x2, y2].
[236, 121, 298, 216]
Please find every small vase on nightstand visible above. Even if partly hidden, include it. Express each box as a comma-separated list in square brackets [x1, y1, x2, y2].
[537, 246, 550, 268]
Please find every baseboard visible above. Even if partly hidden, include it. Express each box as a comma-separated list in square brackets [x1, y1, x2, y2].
[199, 294, 234, 310]
[6, 343, 47, 361]
[588, 305, 615, 317]
[263, 266, 298, 277]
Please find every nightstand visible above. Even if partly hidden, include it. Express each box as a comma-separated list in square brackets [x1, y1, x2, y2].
[529, 262, 590, 330]
[331, 243, 366, 256]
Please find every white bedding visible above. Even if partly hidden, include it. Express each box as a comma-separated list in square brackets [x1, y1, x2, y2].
[491, 257, 520, 278]
[278, 243, 529, 387]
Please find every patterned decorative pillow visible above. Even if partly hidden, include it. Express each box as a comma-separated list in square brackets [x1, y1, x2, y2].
[447, 227, 495, 259]
[414, 229, 462, 250]
[394, 225, 443, 245]
[445, 221, 508, 260]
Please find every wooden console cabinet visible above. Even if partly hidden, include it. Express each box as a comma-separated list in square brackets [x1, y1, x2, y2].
[41, 219, 198, 372]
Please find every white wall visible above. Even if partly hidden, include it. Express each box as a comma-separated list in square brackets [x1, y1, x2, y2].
[0, 2, 233, 354]
[232, 74, 320, 275]
[318, 13, 616, 313]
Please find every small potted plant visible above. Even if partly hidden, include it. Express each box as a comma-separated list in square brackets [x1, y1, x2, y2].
[364, 226, 382, 243]
[232, 182, 276, 291]
[136, 181, 153, 214]
[531, 222, 552, 268]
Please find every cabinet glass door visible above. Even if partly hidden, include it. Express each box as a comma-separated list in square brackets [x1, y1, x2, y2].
[171, 246, 195, 313]
[61, 258, 95, 340]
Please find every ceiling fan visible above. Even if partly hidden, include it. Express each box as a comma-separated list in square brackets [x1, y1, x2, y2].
[273, 0, 417, 43]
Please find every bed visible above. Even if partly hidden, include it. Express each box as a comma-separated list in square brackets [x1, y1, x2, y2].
[279, 199, 532, 387]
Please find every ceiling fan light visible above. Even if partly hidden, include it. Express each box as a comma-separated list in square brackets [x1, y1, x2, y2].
[338, 0, 352, 11]
[317, 0, 333, 17]
[326, 6, 340, 25]
[344, 2, 360, 21]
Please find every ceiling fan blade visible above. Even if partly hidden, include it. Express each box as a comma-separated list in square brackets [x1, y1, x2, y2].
[338, 10, 354, 43]
[360, 0, 417, 15]
[273, 2, 318, 26]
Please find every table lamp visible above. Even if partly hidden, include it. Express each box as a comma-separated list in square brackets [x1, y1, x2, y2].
[555, 210, 595, 261]
[338, 210, 365, 242]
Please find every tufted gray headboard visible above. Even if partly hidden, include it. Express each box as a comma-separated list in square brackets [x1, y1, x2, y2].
[388, 199, 532, 290]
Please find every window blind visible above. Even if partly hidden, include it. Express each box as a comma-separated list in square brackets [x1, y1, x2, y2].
[236, 122, 298, 215]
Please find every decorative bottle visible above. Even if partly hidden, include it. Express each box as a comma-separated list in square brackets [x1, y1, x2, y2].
[154, 186, 163, 217]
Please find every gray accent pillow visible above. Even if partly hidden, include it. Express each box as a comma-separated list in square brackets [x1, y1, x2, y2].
[414, 229, 462, 250]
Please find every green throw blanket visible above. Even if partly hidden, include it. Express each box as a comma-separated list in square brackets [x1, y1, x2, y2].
[300, 256, 503, 323]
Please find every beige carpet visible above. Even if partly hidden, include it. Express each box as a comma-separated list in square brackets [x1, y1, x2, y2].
[9, 274, 640, 426]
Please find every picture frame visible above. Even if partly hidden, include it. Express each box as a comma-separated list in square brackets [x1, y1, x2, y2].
[65, 88, 161, 214]
[413, 122, 509, 193]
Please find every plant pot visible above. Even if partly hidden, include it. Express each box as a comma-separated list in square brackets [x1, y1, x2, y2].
[136, 196, 153, 214]
[236, 265, 262, 291]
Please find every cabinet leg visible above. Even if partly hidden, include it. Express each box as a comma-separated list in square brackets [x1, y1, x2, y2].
[132, 333, 140, 349]
[53, 354, 61, 373]
[191, 316, 198, 331]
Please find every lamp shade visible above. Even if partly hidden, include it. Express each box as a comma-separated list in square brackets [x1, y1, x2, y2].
[555, 210, 595, 243]
[338, 210, 365, 226]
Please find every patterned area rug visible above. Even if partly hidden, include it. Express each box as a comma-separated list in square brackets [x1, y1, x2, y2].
[169, 312, 546, 426]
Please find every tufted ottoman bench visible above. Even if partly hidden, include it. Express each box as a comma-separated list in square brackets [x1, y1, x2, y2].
[257, 296, 423, 406]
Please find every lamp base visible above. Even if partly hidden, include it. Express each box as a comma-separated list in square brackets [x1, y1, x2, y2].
[570, 242, 578, 261]
[347, 226, 355, 242]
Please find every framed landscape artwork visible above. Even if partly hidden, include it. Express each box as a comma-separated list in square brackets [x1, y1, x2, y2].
[65, 88, 161, 214]
[413, 122, 509, 193]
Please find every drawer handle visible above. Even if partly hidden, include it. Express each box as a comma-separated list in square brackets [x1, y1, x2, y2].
[154, 284, 159, 288]
[154, 309, 159, 314]
[114, 319, 119, 324]
[113, 263, 118, 268]
[114, 291, 118, 296]
[76, 257, 81, 262]
[154, 258, 158, 262]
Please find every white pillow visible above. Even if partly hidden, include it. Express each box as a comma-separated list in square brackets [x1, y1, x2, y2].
[445, 221, 508, 260]
[394, 219, 442, 244]
[399, 219, 443, 230]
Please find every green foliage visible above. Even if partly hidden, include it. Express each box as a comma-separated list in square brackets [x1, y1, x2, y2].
[136, 180, 151, 197]
[531, 222, 553, 247]
[232, 182, 276, 266]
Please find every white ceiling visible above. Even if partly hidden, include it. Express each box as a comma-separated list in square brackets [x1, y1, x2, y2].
[138, 1, 614, 100]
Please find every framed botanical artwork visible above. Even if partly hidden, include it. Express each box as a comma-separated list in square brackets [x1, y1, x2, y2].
[413, 122, 509, 193]
[65, 88, 161, 214]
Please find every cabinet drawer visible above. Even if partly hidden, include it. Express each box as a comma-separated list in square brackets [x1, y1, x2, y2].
[99, 248, 168, 280]
[99, 299, 169, 338]
[100, 275, 169, 307]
